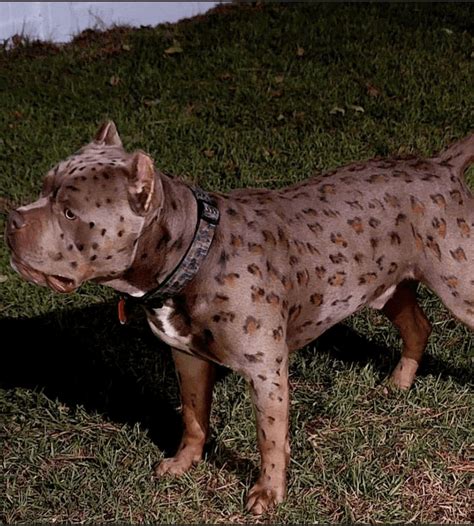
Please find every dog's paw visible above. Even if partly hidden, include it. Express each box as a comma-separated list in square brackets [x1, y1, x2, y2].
[154, 454, 195, 477]
[246, 481, 285, 515]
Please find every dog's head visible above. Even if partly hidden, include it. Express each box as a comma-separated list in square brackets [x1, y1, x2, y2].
[6, 121, 161, 293]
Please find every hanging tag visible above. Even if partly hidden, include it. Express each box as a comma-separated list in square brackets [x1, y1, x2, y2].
[118, 297, 127, 325]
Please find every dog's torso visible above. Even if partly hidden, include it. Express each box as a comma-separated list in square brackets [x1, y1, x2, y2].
[143, 155, 472, 371]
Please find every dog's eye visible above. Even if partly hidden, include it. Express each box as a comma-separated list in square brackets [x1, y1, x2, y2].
[64, 208, 76, 220]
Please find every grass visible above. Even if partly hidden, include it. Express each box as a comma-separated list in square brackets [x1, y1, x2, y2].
[0, 2, 473, 523]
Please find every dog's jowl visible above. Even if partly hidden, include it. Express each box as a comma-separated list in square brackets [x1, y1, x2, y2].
[6, 122, 473, 514]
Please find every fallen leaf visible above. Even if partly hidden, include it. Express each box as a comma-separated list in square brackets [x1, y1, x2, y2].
[274, 75, 285, 84]
[347, 104, 365, 113]
[109, 75, 120, 86]
[277, 113, 285, 121]
[293, 111, 305, 121]
[262, 147, 279, 158]
[143, 99, 160, 107]
[122, 44, 131, 51]
[202, 149, 215, 159]
[219, 72, 233, 81]
[329, 106, 345, 116]
[366, 82, 381, 98]
[296, 46, 305, 57]
[269, 89, 283, 98]
[164, 44, 183, 55]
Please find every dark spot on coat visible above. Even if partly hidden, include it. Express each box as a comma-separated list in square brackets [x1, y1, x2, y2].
[219, 250, 230, 265]
[390, 232, 401, 245]
[315, 266, 326, 279]
[348, 217, 364, 234]
[358, 272, 377, 285]
[244, 316, 261, 334]
[426, 236, 441, 260]
[330, 233, 348, 247]
[388, 262, 398, 274]
[432, 217, 447, 238]
[245, 352, 263, 363]
[395, 213, 407, 226]
[450, 247, 467, 262]
[329, 253, 348, 264]
[310, 293, 323, 306]
[328, 272, 346, 287]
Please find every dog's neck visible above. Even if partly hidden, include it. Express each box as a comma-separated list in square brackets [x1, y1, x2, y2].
[102, 173, 198, 296]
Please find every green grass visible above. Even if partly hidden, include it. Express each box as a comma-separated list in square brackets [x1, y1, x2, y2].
[1, 3, 473, 523]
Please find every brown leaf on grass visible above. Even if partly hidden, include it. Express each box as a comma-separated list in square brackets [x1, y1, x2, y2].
[274, 74, 285, 84]
[330, 106, 345, 115]
[143, 99, 160, 107]
[219, 72, 233, 81]
[164, 43, 183, 55]
[347, 104, 365, 113]
[269, 89, 283, 98]
[366, 82, 381, 97]
[293, 111, 305, 122]
[296, 46, 305, 57]
[109, 75, 120, 86]
[202, 149, 215, 159]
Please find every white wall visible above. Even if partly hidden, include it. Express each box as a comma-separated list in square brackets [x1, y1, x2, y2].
[0, 2, 219, 43]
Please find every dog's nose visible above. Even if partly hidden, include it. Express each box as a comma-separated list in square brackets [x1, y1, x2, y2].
[8, 210, 26, 230]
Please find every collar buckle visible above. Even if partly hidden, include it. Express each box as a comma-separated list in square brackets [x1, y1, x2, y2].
[198, 199, 220, 225]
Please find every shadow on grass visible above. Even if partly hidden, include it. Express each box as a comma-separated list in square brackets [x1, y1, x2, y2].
[0, 301, 470, 464]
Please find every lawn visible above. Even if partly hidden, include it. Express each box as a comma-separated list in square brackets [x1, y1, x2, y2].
[0, 3, 473, 523]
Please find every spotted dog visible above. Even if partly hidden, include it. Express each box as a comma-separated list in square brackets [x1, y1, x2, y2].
[6, 122, 474, 514]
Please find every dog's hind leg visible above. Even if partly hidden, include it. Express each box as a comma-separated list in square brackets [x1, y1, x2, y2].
[382, 280, 432, 389]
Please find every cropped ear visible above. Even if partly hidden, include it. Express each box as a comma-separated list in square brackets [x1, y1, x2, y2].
[127, 151, 159, 215]
[94, 120, 122, 147]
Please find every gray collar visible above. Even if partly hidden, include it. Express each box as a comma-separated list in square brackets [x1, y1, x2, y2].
[119, 187, 219, 321]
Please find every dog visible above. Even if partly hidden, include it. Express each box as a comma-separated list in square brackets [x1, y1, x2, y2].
[6, 122, 473, 514]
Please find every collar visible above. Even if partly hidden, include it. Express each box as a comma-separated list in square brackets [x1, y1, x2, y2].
[118, 187, 219, 323]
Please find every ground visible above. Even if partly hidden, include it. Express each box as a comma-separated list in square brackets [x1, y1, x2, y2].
[0, 3, 473, 523]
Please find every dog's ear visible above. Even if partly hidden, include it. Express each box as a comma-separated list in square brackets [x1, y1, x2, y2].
[94, 120, 122, 147]
[127, 151, 160, 216]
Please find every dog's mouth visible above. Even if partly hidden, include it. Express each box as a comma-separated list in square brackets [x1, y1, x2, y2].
[44, 274, 78, 293]
[11, 257, 78, 294]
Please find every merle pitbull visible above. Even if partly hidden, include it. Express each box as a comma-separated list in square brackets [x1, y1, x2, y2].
[6, 122, 474, 514]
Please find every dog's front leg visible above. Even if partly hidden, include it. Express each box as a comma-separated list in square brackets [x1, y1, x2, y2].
[245, 350, 290, 515]
[155, 349, 216, 476]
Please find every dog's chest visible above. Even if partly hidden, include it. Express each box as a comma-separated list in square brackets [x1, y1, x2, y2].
[146, 304, 194, 352]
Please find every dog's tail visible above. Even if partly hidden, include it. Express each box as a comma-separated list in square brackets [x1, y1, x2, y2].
[438, 133, 474, 178]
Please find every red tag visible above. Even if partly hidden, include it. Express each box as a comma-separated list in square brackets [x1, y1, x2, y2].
[118, 297, 127, 325]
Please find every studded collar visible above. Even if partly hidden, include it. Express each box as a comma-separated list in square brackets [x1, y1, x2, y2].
[118, 187, 219, 323]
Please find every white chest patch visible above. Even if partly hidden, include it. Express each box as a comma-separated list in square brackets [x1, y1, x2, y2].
[368, 284, 397, 310]
[147, 304, 193, 352]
